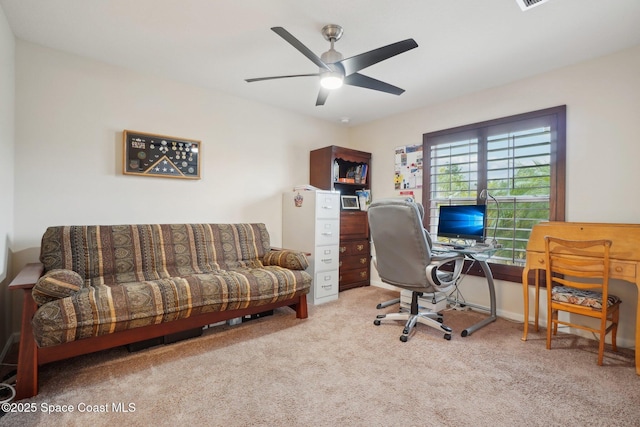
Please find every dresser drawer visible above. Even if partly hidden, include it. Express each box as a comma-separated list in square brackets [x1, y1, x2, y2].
[529, 255, 636, 282]
[610, 261, 636, 280]
[314, 245, 340, 271]
[316, 192, 340, 219]
[340, 211, 369, 239]
[339, 253, 370, 271]
[315, 219, 340, 245]
[339, 239, 370, 256]
[339, 268, 369, 285]
[314, 270, 339, 298]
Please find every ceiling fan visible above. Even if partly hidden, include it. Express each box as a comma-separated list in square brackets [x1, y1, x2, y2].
[245, 25, 418, 106]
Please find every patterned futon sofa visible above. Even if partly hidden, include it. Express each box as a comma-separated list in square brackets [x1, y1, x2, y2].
[10, 223, 311, 399]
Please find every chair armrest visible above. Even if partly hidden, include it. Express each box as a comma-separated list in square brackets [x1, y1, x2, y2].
[427, 254, 465, 290]
[8, 263, 44, 290]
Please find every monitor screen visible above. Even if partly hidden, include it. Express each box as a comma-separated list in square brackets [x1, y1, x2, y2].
[437, 205, 486, 242]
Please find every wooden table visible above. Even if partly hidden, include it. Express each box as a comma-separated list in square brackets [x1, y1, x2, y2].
[521, 221, 640, 375]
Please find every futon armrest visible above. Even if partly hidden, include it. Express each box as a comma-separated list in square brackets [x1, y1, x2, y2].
[270, 247, 311, 256]
[264, 249, 310, 270]
[8, 263, 44, 290]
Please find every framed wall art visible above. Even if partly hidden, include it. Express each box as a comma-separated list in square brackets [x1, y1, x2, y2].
[123, 130, 201, 180]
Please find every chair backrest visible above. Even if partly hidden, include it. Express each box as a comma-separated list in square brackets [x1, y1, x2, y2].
[544, 236, 612, 294]
[367, 198, 436, 290]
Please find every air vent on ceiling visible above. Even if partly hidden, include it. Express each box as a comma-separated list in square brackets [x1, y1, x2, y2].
[516, 0, 551, 11]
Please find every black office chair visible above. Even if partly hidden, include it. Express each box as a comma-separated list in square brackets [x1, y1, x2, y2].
[368, 198, 465, 341]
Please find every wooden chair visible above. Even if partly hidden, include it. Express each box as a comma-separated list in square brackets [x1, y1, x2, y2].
[544, 236, 621, 365]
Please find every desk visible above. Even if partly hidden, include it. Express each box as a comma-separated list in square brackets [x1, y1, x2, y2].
[433, 245, 498, 337]
[521, 222, 640, 375]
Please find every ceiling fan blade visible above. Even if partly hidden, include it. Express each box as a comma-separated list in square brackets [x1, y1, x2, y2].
[245, 73, 320, 83]
[344, 73, 405, 95]
[338, 39, 418, 76]
[316, 88, 330, 106]
[271, 27, 332, 72]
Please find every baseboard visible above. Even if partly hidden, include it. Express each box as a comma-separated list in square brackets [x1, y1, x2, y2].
[370, 280, 398, 291]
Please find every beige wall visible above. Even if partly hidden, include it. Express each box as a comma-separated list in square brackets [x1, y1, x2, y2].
[0, 4, 16, 354]
[4, 26, 640, 350]
[7, 40, 348, 338]
[12, 40, 348, 252]
[350, 44, 640, 348]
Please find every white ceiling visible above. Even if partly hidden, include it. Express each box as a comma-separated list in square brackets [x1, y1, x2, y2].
[2, 0, 640, 126]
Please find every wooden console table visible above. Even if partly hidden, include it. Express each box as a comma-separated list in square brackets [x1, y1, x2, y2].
[521, 221, 640, 375]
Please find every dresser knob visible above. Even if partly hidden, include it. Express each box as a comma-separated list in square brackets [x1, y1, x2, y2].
[538, 258, 544, 264]
[360, 271, 367, 278]
[356, 244, 364, 251]
[615, 266, 623, 273]
[360, 258, 367, 264]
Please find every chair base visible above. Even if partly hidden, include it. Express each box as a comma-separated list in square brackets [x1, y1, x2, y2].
[374, 311, 452, 342]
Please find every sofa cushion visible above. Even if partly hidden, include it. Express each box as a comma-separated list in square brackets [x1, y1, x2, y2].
[31, 267, 312, 347]
[551, 285, 621, 309]
[40, 223, 272, 286]
[32, 269, 85, 306]
[263, 250, 309, 270]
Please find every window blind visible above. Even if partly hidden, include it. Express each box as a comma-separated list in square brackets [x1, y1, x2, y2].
[424, 106, 565, 273]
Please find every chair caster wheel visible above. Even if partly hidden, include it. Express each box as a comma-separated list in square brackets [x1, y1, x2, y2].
[374, 319, 381, 326]
[444, 334, 452, 340]
[403, 328, 410, 335]
[400, 335, 408, 342]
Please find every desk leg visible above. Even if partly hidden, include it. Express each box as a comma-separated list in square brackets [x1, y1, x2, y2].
[461, 260, 497, 337]
[635, 282, 640, 375]
[522, 267, 530, 341]
[534, 269, 540, 332]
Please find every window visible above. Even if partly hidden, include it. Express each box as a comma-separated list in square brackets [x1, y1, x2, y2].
[423, 106, 566, 282]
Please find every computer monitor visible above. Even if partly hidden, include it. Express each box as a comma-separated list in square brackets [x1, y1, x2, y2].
[437, 204, 486, 242]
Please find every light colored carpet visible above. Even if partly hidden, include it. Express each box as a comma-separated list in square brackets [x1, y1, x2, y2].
[2, 286, 638, 427]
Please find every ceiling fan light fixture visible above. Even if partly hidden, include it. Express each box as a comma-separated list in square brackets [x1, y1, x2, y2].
[246, 25, 418, 105]
[320, 72, 344, 90]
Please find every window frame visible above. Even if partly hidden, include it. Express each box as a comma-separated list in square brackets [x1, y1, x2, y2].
[422, 105, 566, 283]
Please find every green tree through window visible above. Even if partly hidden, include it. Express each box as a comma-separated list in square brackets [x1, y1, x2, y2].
[423, 106, 566, 282]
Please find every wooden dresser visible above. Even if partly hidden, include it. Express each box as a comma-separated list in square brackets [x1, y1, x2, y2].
[310, 145, 371, 291]
[339, 210, 370, 291]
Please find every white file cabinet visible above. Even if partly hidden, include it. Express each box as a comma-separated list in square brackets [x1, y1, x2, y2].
[283, 190, 340, 305]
